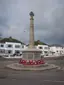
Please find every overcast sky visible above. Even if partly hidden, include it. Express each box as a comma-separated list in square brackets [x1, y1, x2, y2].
[0, 0, 64, 45]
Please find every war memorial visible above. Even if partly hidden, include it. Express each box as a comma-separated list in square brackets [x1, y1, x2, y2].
[7, 12, 58, 70]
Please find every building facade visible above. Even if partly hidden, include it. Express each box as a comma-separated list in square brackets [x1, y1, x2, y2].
[36, 45, 64, 57]
[0, 42, 64, 58]
[36, 45, 50, 56]
[49, 45, 64, 56]
[0, 42, 26, 57]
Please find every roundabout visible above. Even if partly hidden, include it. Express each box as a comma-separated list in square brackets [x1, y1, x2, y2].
[6, 62, 58, 71]
[6, 12, 59, 71]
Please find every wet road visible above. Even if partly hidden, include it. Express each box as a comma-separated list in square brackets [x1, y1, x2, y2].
[0, 58, 64, 85]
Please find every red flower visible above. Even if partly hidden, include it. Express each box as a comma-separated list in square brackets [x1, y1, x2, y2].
[38, 60, 41, 64]
[41, 60, 45, 64]
[22, 60, 27, 65]
[29, 60, 34, 65]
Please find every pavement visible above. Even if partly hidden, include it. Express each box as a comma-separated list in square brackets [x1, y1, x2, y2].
[0, 58, 64, 85]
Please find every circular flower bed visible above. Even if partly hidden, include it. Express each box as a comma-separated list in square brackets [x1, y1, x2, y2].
[19, 59, 45, 65]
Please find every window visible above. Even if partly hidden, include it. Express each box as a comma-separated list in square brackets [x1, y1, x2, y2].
[52, 52, 55, 55]
[22, 45, 24, 48]
[15, 50, 20, 56]
[7, 44, 12, 48]
[15, 50, 20, 54]
[8, 50, 12, 54]
[5, 50, 12, 54]
[44, 51, 48, 53]
[1, 44, 4, 47]
[39, 47, 42, 49]
[15, 45, 20, 48]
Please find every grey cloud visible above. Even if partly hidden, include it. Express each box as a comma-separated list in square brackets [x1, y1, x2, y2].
[0, 16, 7, 26]
[0, 0, 64, 45]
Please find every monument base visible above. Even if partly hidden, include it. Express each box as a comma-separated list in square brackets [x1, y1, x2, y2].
[22, 48, 42, 60]
[6, 48, 59, 70]
[20, 48, 44, 66]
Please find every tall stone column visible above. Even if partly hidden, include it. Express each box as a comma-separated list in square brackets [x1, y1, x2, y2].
[22, 11, 42, 63]
[29, 12, 34, 48]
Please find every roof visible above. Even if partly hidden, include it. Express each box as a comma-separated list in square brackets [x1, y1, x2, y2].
[49, 44, 63, 47]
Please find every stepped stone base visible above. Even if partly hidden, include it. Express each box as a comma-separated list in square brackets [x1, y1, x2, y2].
[22, 48, 42, 61]
[6, 63, 58, 71]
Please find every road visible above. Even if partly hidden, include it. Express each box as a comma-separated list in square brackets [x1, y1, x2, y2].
[0, 58, 64, 85]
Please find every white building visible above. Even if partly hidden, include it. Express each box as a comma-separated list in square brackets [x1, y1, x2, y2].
[36, 45, 50, 56]
[0, 42, 64, 58]
[49, 45, 64, 56]
[36, 44, 64, 57]
[0, 42, 26, 58]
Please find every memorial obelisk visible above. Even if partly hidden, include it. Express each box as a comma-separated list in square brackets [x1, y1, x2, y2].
[22, 11, 42, 64]
[29, 12, 34, 48]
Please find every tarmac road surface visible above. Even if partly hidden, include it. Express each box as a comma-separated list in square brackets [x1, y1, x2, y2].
[0, 58, 64, 85]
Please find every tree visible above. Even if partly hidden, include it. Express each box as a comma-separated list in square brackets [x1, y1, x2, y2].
[0, 37, 25, 44]
[34, 40, 46, 45]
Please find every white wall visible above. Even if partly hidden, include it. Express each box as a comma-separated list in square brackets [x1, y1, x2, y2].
[36, 45, 50, 56]
[0, 42, 26, 56]
[49, 46, 64, 56]
[36, 45, 64, 57]
[0, 42, 64, 57]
